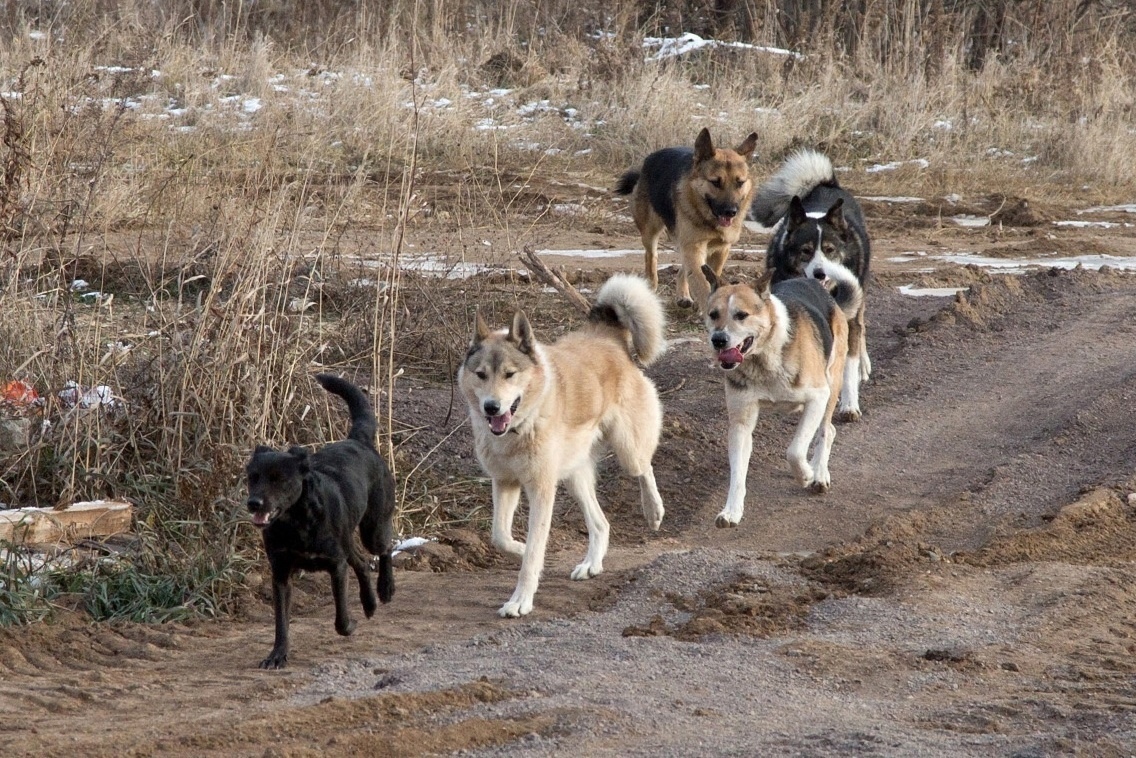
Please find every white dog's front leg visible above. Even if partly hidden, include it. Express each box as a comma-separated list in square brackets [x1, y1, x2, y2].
[490, 479, 525, 558]
[499, 482, 555, 618]
[838, 355, 862, 421]
[718, 401, 759, 527]
[788, 394, 828, 487]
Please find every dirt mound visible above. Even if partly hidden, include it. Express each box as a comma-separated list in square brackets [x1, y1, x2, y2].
[622, 573, 830, 640]
[961, 488, 1136, 567]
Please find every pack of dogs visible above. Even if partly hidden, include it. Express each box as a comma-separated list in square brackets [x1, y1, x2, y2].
[244, 131, 872, 666]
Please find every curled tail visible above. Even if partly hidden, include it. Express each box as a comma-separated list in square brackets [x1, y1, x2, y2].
[830, 278, 864, 322]
[614, 170, 640, 196]
[749, 149, 838, 226]
[589, 274, 666, 365]
[315, 373, 377, 447]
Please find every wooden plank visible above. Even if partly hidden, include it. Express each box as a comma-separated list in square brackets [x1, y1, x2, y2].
[0, 500, 132, 545]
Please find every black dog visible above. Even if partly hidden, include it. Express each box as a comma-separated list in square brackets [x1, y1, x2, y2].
[750, 148, 871, 421]
[245, 374, 396, 669]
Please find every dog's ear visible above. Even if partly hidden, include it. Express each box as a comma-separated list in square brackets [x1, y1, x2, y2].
[287, 446, 311, 473]
[701, 264, 721, 294]
[735, 132, 758, 159]
[473, 310, 491, 344]
[509, 311, 535, 355]
[824, 198, 847, 232]
[693, 127, 714, 163]
[754, 269, 775, 297]
[787, 196, 808, 228]
[253, 445, 274, 456]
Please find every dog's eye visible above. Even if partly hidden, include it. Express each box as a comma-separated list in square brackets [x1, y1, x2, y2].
[475, 370, 488, 380]
[504, 370, 516, 379]
[708, 310, 720, 320]
[710, 178, 723, 189]
[736, 178, 747, 188]
[734, 311, 749, 321]
[823, 244, 836, 254]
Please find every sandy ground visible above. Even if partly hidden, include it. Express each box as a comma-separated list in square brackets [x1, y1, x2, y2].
[3, 187, 1136, 756]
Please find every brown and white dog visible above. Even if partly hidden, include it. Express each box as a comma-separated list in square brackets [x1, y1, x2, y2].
[616, 128, 758, 311]
[459, 274, 667, 617]
[702, 264, 862, 527]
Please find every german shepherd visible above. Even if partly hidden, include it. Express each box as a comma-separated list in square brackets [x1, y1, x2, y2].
[616, 128, 758, 311]
[750, 149, 871, 421]
[702, 264, 862, 528]
[245, 374, 396, 669]
[459, 274, 666, 617]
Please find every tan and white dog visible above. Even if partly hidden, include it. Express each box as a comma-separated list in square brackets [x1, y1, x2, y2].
[701, 264, 862, 527]
[459, 274, 667, 617]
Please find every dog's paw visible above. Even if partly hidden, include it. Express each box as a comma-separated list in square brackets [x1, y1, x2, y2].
[496, 538, 525, 559]
[808, 479, 831, 495]
[642, 501, 665, 531]
[335, 617, 357, 637]
[789, 460, 815, 487]
[676, 296, 695, 309]
[835, 408, 861, 423]
[259, 649, 288, 669]
[570, 560, 603, 580]
[715, 511, 741, 528]
[498, 597, 534, 618]
[362, 593, 378, 618]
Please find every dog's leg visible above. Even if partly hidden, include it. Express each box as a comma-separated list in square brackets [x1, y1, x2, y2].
[788, 394, 829, 488]
[330, 561, 357, 637]
[608, 390, 665, 530]
[499, 481, 556, 618]
[348, 544, 378, 619]
[490, 479, 525, 558]
[718, 399, 760, 527]
[681, 242, 711, 311]
[706, 241, 730, 277]
[638, 210, 665, 291]
[838, 308, 868, 422]
[565, 464, 609, 580]
[809, 418, 837, 494]
[261, 574, 292, 669]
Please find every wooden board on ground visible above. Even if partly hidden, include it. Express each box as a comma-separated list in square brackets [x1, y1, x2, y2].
[0, 500, 133, 545]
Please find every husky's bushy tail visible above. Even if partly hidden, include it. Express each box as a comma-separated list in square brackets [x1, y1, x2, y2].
[589, 274, 666, 365]
[749, 149, 838, 226]
[830, 278, 864, 323]
[315, 374, 378, 447]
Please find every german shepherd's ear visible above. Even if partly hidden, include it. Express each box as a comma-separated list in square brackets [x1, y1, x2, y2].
[509, 311, 535, 355]
[253, 445, 274, 456]
[735, 132, 758, 159]
[754, 269, 775, 297]
[693, 128, 714, 163]
[823, 198, 847, 233]
[787, 196, 808, 229]
[472, 310, 492, 344]
[701, 264, 722, 294]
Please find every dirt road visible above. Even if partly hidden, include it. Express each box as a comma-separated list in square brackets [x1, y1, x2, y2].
[3, 195, 1136, 756]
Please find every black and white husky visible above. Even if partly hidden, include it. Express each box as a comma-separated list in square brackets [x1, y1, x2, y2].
[750, 149, 871, 421]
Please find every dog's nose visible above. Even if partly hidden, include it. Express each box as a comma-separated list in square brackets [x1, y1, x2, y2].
[812, 269, 827, 280]
[247, 496, 264, 511]
[711, 332, 730, 350]
[720, 206, 737, 217]
[483, 399, 501, 415]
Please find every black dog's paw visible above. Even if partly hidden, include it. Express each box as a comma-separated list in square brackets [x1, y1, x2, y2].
[335, 617, 357, 637]
[362, 590, 378, 619]
[259, 648, 288, 669]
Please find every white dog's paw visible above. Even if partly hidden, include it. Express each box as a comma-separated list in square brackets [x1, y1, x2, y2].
[808, 471, 831, 494]
[715, 510, 741, 528]
[498, 596, 534, 618]
[835, 406, 861, 423]
[496, 538, 525, 558]
[789, 459, 814, 487]
[570, 560, 603, 580]
[642, 502, 665, 531]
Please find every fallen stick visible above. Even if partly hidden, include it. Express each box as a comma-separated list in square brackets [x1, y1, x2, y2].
[518, 247, 591, 315]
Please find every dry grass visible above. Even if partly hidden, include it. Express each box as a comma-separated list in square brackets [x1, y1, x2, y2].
[0, 0, 1133, 619]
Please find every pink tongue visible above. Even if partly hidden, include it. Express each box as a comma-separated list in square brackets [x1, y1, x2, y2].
[718, 347, 744, 365]
[252, 512, 270, 526]
[717, 216, 734, 227]
[489, 411, 513, 434]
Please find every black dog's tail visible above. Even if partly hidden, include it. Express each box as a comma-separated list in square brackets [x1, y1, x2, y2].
[614, 169, 640, 196]
[749, 149, 838, 226]
[315, 373, 377, 448]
